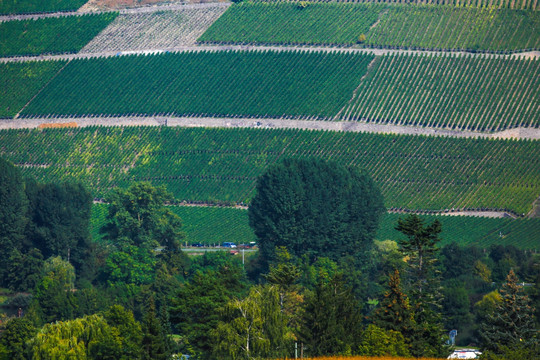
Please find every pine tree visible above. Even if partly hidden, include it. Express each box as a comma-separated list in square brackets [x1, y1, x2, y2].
[480, 269, 538, 354]
[371, 269, 415, 340]
[395, 214, 448, 358]
[141, 297, 169, 360]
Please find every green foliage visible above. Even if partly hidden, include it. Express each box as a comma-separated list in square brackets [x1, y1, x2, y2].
[101, 182, 187, 285]
[20, 50, 373, 119]
[249, 158, 384, 262]
[170, 266, 247, 358]
[0, 0, 88, 15]
[396, 214, 448, 357]
[26, 181, 93, 274]
[358, 324, 410, 357]
[141, 297, 170, 360]
[0, 13, 118, 57]
[371, 270, 415, 340]
[4, 248, 44, 291]
[200, 3, 540, 52]
[0, 60, 66, 118]
[212, 285, 293, 359]
[480, 269, 538, 353]
[2, 126, 539, 214]
[0, 157, 28, 283]
[299, 274, 363, 357]
[0, 318, 36, 360]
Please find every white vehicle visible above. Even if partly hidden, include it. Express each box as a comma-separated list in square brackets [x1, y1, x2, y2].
[448, 349, 482, 359]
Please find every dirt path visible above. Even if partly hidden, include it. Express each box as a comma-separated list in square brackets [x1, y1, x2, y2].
[1, 43, 538, 64]
[3, 115, 539, 140]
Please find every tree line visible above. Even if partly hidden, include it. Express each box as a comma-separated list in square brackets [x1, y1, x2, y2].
[0, 157, 538, 359]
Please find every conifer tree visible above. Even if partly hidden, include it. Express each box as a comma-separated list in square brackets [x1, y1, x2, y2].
[480, 269, 538, 354]
[142, 297, 169, 360]
[371, 269, 415, 340]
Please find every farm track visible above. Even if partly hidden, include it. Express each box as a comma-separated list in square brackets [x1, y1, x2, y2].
[1, 44, 538, 64]
[3, 116, 539, 140]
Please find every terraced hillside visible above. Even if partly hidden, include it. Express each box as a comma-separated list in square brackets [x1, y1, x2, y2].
[200, 2, 540, 53]
[1, 126, 538, 215]
[10, 51, 539, 132]
[80, 6, 228, 53]
[91, 204, 540, 249]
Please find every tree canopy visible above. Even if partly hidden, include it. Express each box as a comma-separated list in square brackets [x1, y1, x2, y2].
[248, 158, 384, 262]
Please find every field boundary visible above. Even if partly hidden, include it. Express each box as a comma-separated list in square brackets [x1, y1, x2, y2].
[2, 116, 539, 140]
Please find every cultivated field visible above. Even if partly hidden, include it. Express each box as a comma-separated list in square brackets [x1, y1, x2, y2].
[0, 0, 87, 15]
[80, 6, 228, 53]
[1, 126, 538, 215]
[0, 13, 118, 57]
[200, 2, 540, 52]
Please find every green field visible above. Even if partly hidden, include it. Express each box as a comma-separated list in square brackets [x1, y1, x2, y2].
[1, 126, 538, 214]
[20, 50, 374, 119]
[12, 52, 539, 131]
[91, 204, 540, 250]
[0, 13, 118, 57]
[0, 60, 67, 118]
[199, 3, 540, 52]
[0, 0, 88, 15]
[340, 54, 540, 131]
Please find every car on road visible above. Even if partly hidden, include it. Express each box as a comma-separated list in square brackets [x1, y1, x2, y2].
[222, 242, 237, 248]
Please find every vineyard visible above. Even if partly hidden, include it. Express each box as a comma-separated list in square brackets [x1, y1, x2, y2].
[13, 51, 540, 132]
[0, 0, 88, 15]
[19, 50, 374, 119]
[198, 2, 383, 46]
[340, 54, 540, 131]
[0, 60, 67, 118]
[90, 204, 540, 249]
[198, 2, 540, 52]
[1, 126, 538, 214]
[80, 7, 228, 53]
[91, 204, 256, 246]
[0, 13, 118, 57]
[258, 0, 538, 9]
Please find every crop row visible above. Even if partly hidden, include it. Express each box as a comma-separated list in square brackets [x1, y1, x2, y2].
[0, 13, 118, 57]
[0, 0, 87, 15]
[0, 60, 67, 118]
[91, 204, 540, 250]
[341, 54, 540, 131]
[256, 0, 538, 11]
[198, 3, 540, 52]
[80, 7, 228, 54]
[0, 126, 538, 214]
[11, 51, 540, 131]
[20, 50, 374, 119]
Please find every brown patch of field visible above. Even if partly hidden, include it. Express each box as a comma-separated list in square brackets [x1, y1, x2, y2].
[81, 0, 225, 11]
[38, 122, 78, 128]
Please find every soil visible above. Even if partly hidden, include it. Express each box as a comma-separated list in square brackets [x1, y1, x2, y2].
[80, 0, 228, 12]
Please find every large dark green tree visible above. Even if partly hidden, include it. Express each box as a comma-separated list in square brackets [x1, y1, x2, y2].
[248, 158, 384, 262]
[26, 181, 92, 274]
[395, 214, 448, 358]
[0, 157, 28, 284]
